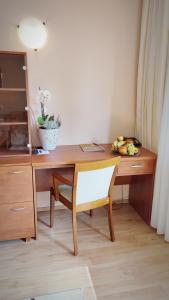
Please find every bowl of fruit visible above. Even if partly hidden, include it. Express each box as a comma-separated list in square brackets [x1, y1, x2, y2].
[112, 136, 140, 156]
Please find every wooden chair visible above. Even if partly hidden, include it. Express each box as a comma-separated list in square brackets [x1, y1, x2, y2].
[50, 157, 121, 255]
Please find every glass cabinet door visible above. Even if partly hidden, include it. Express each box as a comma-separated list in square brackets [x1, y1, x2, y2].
[0, 53, 26, 89]
[0, 91, 27, 122]
[0, 52, 30, 156]
[0, 124, 29, 155]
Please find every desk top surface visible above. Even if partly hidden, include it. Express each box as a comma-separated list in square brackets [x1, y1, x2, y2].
[31, 144, 156, 168]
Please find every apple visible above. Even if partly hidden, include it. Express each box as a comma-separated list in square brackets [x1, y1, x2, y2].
[113, 140, 118, 147]
[119, 146, 128, 155]
[117, 136, 124, 142]
[117, 141, 126, 147]
[125, 138, 134, 144]
[112, 140, 119, 151]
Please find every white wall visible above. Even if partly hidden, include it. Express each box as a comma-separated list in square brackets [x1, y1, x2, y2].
[0, 0, 141, 145]
[0, 0, 141, 204]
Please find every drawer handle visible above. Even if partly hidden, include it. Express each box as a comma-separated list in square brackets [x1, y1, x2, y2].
[8, 171, 24, 174]
[11, 207, 25, 212]
[131, 164, 143, 168]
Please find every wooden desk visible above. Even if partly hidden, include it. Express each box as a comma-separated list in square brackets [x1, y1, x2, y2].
[32, 144, 156, 234]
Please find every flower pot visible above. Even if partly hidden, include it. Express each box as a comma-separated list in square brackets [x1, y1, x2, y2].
[39, 128, 60, 150]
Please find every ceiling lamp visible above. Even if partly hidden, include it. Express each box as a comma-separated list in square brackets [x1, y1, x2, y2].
[18, 18, 47, 51]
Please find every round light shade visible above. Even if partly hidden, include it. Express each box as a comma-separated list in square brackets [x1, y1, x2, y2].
[18, 18, 47, 50]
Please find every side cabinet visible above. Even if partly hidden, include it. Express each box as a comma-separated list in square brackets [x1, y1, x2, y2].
[0, 165, 35, 241]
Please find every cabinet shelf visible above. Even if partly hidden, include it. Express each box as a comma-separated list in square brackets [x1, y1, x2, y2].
[0, 122, 28, 126]
[0, 88, 26, 92]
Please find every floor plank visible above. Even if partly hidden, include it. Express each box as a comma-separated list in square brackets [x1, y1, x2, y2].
[0, 204, 169, 300]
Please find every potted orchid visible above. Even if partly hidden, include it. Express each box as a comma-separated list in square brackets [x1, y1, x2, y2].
[37, 89, 61, 150]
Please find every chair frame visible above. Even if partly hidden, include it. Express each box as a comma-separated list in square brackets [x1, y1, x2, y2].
[50, 157, 121, 255]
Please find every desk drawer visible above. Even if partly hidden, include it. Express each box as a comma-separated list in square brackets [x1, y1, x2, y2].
[0, 202, 35, 240]
[0, 166, 33, 205]
[117, 159, 155, 176]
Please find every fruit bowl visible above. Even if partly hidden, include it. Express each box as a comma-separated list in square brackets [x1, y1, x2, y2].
[112, 150, 140, 157]
[112, 136, 140, 156]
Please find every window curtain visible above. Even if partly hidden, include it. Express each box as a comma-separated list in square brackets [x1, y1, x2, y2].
[151, 53, 169, 241]
[136, 0, 169, 152]
[136, 0, 169, 241]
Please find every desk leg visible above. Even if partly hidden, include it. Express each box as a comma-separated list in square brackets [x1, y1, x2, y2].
[129, 174, 155, 225]
[32, 168, 38, 239]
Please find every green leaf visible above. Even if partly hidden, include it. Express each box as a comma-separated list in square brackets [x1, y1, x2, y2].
[37, 116, 45, 125]
[48, 115, 54, 121]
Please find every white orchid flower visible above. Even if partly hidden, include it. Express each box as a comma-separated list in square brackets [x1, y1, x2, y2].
[37, 89, 51, 103]
[36, 89, 51, 118]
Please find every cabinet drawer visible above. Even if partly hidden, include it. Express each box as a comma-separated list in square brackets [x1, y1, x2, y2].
[0, 166, 33, 205]
[117, 159, 155, 176]
[0, 202, 35, 240]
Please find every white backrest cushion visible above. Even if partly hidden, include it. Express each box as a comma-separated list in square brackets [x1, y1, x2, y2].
[76, 166, 115, 205]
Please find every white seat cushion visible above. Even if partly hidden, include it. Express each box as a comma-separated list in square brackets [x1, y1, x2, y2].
[58, 184, 72, 202]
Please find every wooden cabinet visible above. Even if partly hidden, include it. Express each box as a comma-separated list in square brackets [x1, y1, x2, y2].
[0, 51, 31, 156]
[0, 51, 35, 241]
[0, 165, 35, 241]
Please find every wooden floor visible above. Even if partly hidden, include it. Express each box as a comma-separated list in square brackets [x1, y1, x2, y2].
[0, 204, 169, 300]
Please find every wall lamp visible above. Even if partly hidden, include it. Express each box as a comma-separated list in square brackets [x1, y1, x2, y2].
[17, 18, 47, 51]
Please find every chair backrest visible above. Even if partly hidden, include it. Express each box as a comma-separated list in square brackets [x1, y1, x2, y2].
[73, 157, 121, 205]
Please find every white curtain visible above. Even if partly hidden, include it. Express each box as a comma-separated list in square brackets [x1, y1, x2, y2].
[136, 0, 169, 241]
[151, 53, 169, 241]
[136, 0, 169, 152]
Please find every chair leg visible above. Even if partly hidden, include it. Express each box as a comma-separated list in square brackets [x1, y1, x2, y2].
[72, 210, 78, 256]
[89, 209, 93, 216]
[50, 187, 55, 228]
[108, 202, 115, 242]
